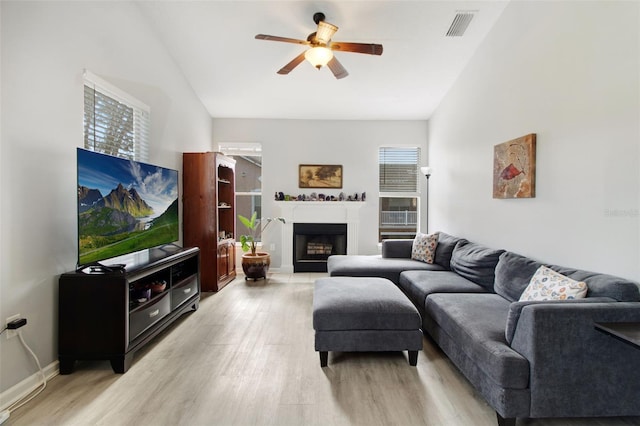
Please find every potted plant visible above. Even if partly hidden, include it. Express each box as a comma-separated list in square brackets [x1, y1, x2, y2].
[238, 212, 285, 280]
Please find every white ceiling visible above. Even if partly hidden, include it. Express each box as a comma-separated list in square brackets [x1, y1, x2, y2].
[136, 1, 509, 120]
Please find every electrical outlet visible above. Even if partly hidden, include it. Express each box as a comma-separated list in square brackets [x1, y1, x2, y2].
[269, 243, 275, 251]
[5, 314, 21, 339]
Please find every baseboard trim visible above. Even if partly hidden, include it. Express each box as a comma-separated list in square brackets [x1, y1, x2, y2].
[0, 361, 59, 411]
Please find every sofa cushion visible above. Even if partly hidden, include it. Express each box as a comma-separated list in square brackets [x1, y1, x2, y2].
[398, 270, 487, 311]
[547, 265, 640, 302]
[425, 293, 530, 389]
[519, 266, 588, 301]
[449, 241, 505, 290]
[381, 239, 414, 258]
[327, 254, 445, 284]
[494, 251, 544, 302]
[494, 251, 640, 302]
[433, 232, 467, 270]
[411, 232, 438, 263]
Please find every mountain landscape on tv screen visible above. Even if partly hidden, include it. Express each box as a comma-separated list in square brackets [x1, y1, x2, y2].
[77, 149, 178, 265]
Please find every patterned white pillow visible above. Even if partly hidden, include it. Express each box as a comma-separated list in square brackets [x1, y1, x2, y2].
[519, 265, 588, 301]
[411, 233, 438, 264]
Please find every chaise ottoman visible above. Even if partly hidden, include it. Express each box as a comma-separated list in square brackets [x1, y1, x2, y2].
[312, 276, 423, 366]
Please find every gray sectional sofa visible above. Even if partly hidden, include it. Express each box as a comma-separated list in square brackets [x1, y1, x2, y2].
[327, 232, 640, 426]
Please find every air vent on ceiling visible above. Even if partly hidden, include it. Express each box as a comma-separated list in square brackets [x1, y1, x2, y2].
[446, 11, 476, 37]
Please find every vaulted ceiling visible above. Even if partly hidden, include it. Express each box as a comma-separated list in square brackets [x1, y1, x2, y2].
[136, 1, 509, 120]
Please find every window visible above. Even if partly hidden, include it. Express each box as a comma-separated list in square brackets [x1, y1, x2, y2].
[219, 143, 263, 242]
[83, 70, 150, 161]
[378, 147, 420, 241]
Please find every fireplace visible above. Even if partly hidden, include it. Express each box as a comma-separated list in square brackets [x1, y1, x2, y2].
[293, 223, 347, 272]
[278, 201, 364, 273]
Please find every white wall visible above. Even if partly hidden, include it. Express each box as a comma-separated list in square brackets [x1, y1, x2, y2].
[212, 119, 429, 267]
[429, 0, 640, 281]
[0, 1, 213, 396]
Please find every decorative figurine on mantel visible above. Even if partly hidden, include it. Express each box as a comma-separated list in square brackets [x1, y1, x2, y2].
[273, 190, 366, 201]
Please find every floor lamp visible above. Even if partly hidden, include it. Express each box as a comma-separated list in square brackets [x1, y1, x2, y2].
[421, 166, 432, 233]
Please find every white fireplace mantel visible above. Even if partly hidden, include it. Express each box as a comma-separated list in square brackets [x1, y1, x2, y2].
[277, 201, 364, 273]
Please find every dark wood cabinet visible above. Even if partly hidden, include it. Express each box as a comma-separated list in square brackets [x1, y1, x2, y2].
[217, 239, 235, 282]
[58, 246, 200, 374]
[183, 152, 236, 291]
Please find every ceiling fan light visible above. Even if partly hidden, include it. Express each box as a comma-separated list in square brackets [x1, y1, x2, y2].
[315, 21, 338, 44]
[305, 47, 333, 69]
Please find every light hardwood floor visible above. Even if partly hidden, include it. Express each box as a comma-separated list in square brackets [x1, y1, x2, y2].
[10, 273, 640, 426]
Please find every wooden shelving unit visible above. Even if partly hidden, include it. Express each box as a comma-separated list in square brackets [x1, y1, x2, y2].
[183, 152, 236, 291]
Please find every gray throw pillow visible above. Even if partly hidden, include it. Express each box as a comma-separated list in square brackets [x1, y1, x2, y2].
[450, 241, 505, 290]
[433, 232, 467, 270]
[494, 251, 544, 302]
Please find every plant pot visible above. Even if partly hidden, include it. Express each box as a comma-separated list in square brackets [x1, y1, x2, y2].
[241, 252, 271, 281]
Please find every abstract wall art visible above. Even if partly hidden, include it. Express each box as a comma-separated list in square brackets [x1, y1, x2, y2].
[493, 133, 536, 199]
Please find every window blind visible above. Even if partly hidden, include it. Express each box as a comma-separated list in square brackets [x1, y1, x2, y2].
[83, 70, 149, 161]
[379, 147, 420, 192]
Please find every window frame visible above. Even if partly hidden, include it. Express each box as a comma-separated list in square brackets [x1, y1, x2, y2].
[218, 143, 263, 243]
[83, 70, 150, 161]
[378, 146, 422, 242]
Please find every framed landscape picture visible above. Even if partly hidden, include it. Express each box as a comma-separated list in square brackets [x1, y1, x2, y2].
[493, 133, 536, 199]
[299, 164, 343, 188]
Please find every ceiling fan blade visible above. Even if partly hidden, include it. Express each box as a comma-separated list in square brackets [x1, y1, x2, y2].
[327, 56, 348, 80]
[330, 42, 383, 56]
[277, 52, 307, 75]
[255, 34, 310, 46]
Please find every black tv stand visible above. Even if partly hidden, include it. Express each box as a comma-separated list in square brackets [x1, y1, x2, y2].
[59, 247, 200, 374]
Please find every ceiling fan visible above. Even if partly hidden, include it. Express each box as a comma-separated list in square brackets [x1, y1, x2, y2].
[255, 12, 383, 80]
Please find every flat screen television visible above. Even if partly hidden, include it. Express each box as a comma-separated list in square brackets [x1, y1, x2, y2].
[76, 148, 179, 268]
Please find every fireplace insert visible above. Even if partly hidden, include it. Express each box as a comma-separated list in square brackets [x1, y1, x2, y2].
[293, 223, 347, 272]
